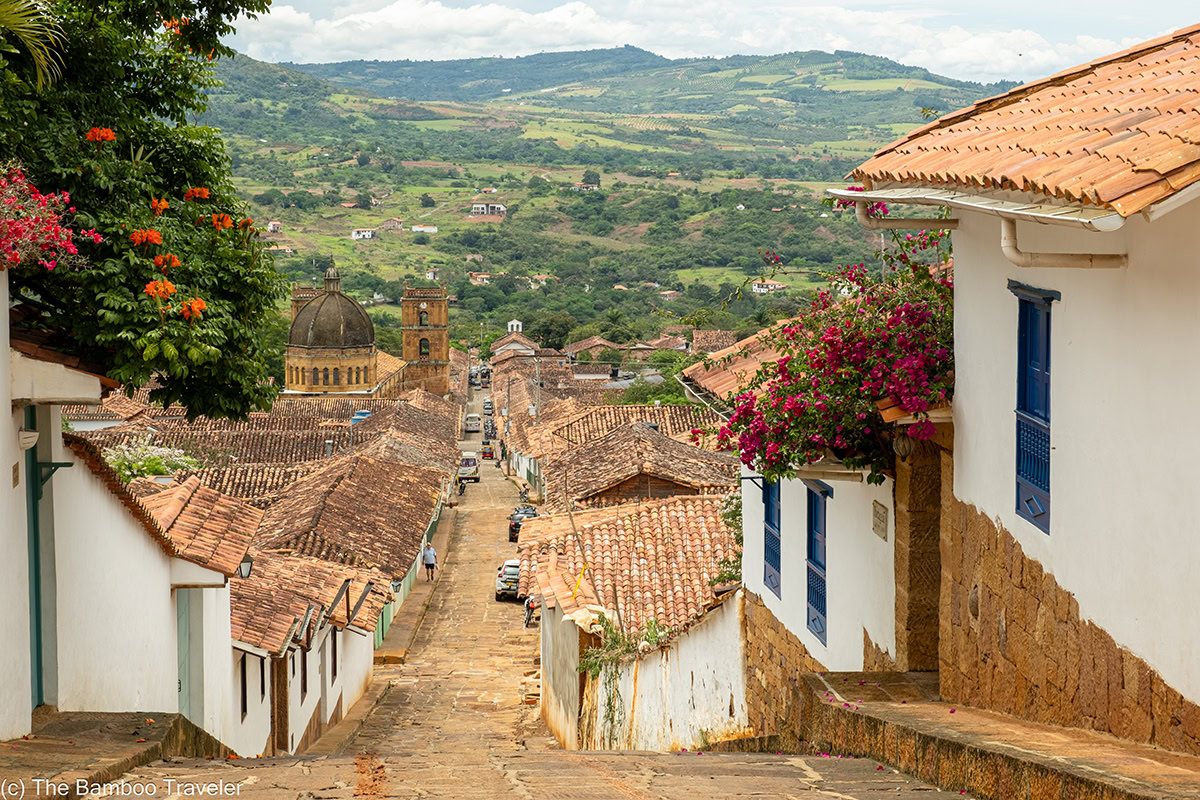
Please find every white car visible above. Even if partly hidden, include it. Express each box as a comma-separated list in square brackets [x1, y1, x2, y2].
[458, 452, 480, 483]
[464, 413, 481, 433]
[495, 559, 521, 600]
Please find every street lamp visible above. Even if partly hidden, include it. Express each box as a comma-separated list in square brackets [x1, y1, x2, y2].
[237, 554, 254, 579]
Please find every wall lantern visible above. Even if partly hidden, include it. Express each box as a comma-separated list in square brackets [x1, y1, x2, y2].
[892, 431, 915, 461]
[238, 554, 254, 580]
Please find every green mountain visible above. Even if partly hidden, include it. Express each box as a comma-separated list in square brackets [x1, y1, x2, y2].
[284, 45, 671, 101]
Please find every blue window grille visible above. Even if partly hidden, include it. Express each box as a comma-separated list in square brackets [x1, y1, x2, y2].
[1011, 283, 1056, 533]
[763, 479, 781, 598]
[803, 481, 831, 644]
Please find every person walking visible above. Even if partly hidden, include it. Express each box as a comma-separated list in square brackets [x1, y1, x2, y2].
[422, 542, 438, 581]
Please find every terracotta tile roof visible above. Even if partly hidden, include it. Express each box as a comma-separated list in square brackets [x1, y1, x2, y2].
[680, 324, 785, 404]
[230, 549, 391, 655]
[172, 465, 315, 506]
[255, 454, 444, 579]
[854, 24, 1200, 217]
[543, 423, 738, 513]
[691, 330, 738, 354]
[661, 324, 694, 335]
[491, 331, 539, 351]
[646, 335, 687, 350]
[565, 335, 619, 355]
[9, 328, 119, 389]
[83, 428, 368, 464]
[572, 363, 612, 376]
[550, 404, 723, 452]
[516, 495, 737, 635]
[62, 434, 257, 577]
[375, 350, 406, 384]
[61, 392, 150, 422]
[139, 477, 262, 576]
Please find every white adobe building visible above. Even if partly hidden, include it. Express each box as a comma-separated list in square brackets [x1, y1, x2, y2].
[823, 25, 1200, 750]
[351, 228, 376, 241]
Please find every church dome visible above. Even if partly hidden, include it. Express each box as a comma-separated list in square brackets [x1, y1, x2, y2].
[288, 266, 374, 348]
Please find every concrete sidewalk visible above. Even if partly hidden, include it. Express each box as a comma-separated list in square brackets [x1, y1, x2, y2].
[801, 671, 1200, 800]
[0, 712, 228, 799]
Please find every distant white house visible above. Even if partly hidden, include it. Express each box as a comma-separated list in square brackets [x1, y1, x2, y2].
[751, 278, 788, 295]
[471, 203, 507, 216]
[468, 272, 491, 286]
[351, 228, 375, 241]
[507, 319, 523, 333]
[267, 220, 283, 233]
[411, 225, 438, 234]
[425, 268, 441, 281]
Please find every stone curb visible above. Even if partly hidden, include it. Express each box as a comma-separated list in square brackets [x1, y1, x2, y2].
[798, 674, 1191, 800]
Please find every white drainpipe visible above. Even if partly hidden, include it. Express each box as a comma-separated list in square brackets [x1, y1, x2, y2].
[999, 217, 1127, 269]
[856, 200, 959, 230]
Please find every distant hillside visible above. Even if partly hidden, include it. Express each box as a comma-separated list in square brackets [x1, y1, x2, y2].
[285, 46, 1015, 112]
[284, 45, 671, 101]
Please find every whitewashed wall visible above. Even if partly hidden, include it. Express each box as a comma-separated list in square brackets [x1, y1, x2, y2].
[51, 445, 177, 712]
[225, 646, 271, 757]
[339, 629, 375, 722]
[539, 602, 580, 749]
[588, 590, 748, 751]
[741, 467, 896, 670]
[0, 272, 33, 740]
[287, 644, 321, 752]
[952, 206, 1200, 703]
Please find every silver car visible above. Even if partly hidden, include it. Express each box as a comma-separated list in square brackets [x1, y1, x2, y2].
[495, 559, 521, 600]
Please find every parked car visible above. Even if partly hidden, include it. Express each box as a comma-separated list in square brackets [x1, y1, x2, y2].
[464, 413, 481, 433]
[458, 452, 480, 483]
[508, 507, 538, 542]
[481, 443, 494, 459]
[495, 559, 520, 600]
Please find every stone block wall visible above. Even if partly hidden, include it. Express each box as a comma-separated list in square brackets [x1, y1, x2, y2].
[863, 629, 897, 671]
[893, 441, 942, 671]
[938, 450, 1200, 755]
[742, 590, 825, 750]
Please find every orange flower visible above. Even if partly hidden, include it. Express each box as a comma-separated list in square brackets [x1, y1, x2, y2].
[131, 229, 163, 246]
[152, 253, 181, 272]
[211, 213, 233, 230]
[143, 280, 177, 301]
[179, 297, 207, 320]
[85, 127, 116, 143]
[183, 187, 210, 202]
[238, 217, 253, 230]
[151, 198, 169, 216]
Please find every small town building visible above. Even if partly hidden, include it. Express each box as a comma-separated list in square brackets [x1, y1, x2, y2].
[410, 224, 438, 234]
[658, 289, 682, 301]
[267, 220, 283, 233]
[564, 335, 619, 361]
[468, 272, 491, 285]
[691, 329, 737, 354]
[350, 228, 375, 240]
[379, 218, 405, 231]
[750, 278, 788, 294]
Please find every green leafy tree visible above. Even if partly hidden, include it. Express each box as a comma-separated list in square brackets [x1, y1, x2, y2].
[355, 191, 372, 209]
[0, 0, 283, 420]
[0, 0, 64, 91]
[356, 152, 369, 166]
[582, 169, 601, 186]
[419, 192, 435, 208]
[526, 311, 576, 350]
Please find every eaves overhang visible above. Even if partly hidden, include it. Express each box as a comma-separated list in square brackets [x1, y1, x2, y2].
[826, 186, 1126, 232]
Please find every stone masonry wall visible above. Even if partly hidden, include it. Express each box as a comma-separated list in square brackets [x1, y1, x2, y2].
[742, 590, 826, 751]
[893, 440, 942, 671]
[863, 628, 897, 671]
[938, 450, 1200, 755]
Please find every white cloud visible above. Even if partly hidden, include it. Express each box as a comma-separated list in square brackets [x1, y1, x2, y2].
[228, 0, 1172, 83]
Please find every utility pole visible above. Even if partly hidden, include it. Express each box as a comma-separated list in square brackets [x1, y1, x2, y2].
[533, 357, 541, 425]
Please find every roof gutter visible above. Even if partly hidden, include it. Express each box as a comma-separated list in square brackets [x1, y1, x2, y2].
[855, 198, 958, 230]
[999, 218, 1126, 269]
[827, 187, 1126, 233]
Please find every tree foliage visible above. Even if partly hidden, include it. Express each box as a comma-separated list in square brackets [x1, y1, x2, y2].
[0, 0, 285, 419]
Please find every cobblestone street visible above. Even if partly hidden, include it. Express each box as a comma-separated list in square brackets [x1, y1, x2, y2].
[110, 402, 968, 799]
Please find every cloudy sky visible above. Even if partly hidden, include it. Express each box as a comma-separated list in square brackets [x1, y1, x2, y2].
[226, 1, 1187, 83]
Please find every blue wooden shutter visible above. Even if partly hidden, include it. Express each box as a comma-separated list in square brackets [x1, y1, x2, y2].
[805, 486, 828, 643]
[1015, 293, 1052, 533]
[763, 480, 781, 598]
